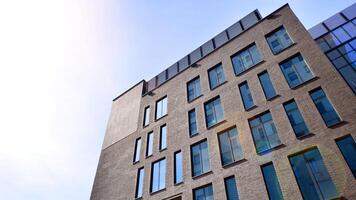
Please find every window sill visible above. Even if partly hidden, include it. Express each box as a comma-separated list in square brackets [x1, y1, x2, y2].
[257, 143, 286, 155]
[271, 43, 296, 55]
[296, 132, 315, 140]
[174, 181, 184, 186]
[135, 197, 143, 200]
[133, 160, 140, 165]
[266, 94, 280, 101]
[146, 155, 153, 159]
[143, 124, 149, 129]
[207, 119, 226, 130]
[210, 80, 228, 91]
[159, 148, 167, 152]
[192, 171, 213, 180]
[189, 132, 199, 138]
[235, 60, 265, 76]
[155, 114, 168, 122]
[150, 188, 166, 196]
[222, 158, 247, 169]
[290, 76, 319, 90]
[327, 120, 346, 129]
[245, 104, 257, 111]
[188, 94, 203, 103]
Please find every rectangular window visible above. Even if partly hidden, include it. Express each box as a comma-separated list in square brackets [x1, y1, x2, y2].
[150, 158, 166, 193]
[239, 82, 255, 110]
[289, 148, 339, 200]
[189, 109, 198, 136]
[193, 184, 214, 200]
[159, 124, 167, 150]
[187, 77, 202, 102]
[249, 112, 281, 154]
[208, 63, 226, 89]
[231, 44, 262, 75]
[266, 26, 293, 54]
[218, 127, 243, 166]
[283, 100, 309, 138]
[174, 151, 183, 184]
[135, 167, 145, 198]
[224, 176, 239, 200]
[191, 140, 210, 177]
[143, 106, 150, 127]
[155, 96, 167, 120]
[261, 163, 283, 200]
[133, 138, 142, 163]
[204, 96, 224, 128]
[336, 135, 356, 178]
[310, 88, 341, 127]
[280, 54, 314, 88]
[146, 132, 154, 157]
[258, 71, 277, 100]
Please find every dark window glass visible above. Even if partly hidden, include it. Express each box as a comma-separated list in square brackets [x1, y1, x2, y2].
[146, 132, 154, 157]
[135, 167, 145, 198]
[151, 158, 166, 193]
[191, 140, 210, 177]
[155, 96, 167, 120]
[283, 100, 309, 138]
[316, 38, 330, 52]
[174, 151, 183, 184]
[231, 44, 262, 75]
[239, 82, 255, 110]
[189, 109, 198, 136]
[193, 184, 214, 200]
[289, 148, 339, 200]
[280, 54, 314, 88]
[336, 135, 356, 178]
[261, 163, 283, 200]
[266, 27, 293, 54]
[258, 71, 277, 100]
[208, 63, 226, 89]
[324, 33, 341, 48]
[187, 77, 202, 102]
[133, 138, 142, 163]
[249, 112, 281, 154]
[218, 128, 243, 166]
[204, 97, 224, 128]
[310, 88, 341, 127]
[143, 106, 150, 127]
[159, 124, 167, 150]
[224, 176, 239, 200]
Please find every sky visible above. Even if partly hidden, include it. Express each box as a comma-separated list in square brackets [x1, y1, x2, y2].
[0, 0, 354, 199]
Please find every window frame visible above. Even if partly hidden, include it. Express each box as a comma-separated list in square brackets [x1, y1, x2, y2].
[207, 63, 226, 90]
[143, 106, 150, 127]
[258, 70, 278, 100]
[282, 99, 310, 138]
[335, 134, 356, 178]
[204, 96, 224, 129]
[187, 76, 202, 102]
[155, 96, 168, 120]
[193, 183, 214, 200]
[135, 167, 145, 199]
[150, 157, 166, 194]
[159, 124, 167, 151]
[238, 81, 255, 110]
[265, 25, 294, 55]
[146, 131, 154, 157]
[224, 175, 239, 200]
[174, 150, 183, 185]
[188, 108, 198, 137]
[260, 162, 284, 200]
[190, 139, 211, 177]
[230, 42, 263, 76]
[133, 137, 142, 163]
[217, 127, 244, 167]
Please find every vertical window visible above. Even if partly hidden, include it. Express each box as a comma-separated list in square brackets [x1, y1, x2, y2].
[155, 96, 167, 120]
[266, 27, 293, 54]
[289, 148, 339, 200]
[310, 88, 341, 127]
[143, 106, 150, 127]
[231, 44, 262, 75]
[150, 158, 166, 193]
[239, 82, 255, 110]
[191, 140, 210, 177]
[135, 167, 145, 198]
[146, 132, 154, 157]
[218, 127, 243, 166]
[159, 124, 167, 150]
[193, 184, 214, 200]
[187, 77, 202, 102]
[133, 138, 142, 163]
[283, 100, 309, 138]
[204, 96, 224, 128]
[261, 163, 283, 200]
[224, 176, 239, 200]
[258, 71, 277, 100]
[174, 151, 183, 184]
[249, 112, 281, 154]
[189, 109, 198, 136]
[280, 54, 314, 88]
[336, 135, 356, 178]
[208, 63, 226, 89]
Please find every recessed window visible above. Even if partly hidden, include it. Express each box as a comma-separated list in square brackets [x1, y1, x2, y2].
[159, 124, 167, 150]
[283, 100, 309, 138]
[224, 176, 239, 200]
[174, 150, 183, 184]
[150, 158, 166, 193]
[279, 54, 314, 88]
[189, 109, 198, 136]
[146, 131, 154, 157]
[143, 106, 150, 127]
[187, 77, 202, 102]
[336, 135, 356, 178]
[289, 148, 339, 200]
[239, 82, 255, 110]
[261, 163, 283, 200]
[133, 138, 142, 163]
[249, 111, 281, 154]
[193, 184, 214, 200]
[191, 140, 210, 177]
[204, 96, 224, 128]
[258, 71, 277, 100]
[208, 63, 226, 89]
[309, 88, 341, 127]
[135, 167, 145, 198]
[231, 43, 262, 75]
[218, 127, 243, 166]
[155, 96, 167, 120]
[266, 26, 293, 54]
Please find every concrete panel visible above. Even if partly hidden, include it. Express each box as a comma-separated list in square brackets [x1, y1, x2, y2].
[167, 63, 178, 79]
[214, 31, 229, 48]
[157, 70, 167, 86]
[190, 47, 202, 64]
[202, 40, 215, 56]
[241, 11, 260, 30]
[227, 21, 243, 39]
[178, 55, 190, 71]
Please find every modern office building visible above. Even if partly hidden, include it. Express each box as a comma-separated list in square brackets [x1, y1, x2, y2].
[91, 3, 356, 200]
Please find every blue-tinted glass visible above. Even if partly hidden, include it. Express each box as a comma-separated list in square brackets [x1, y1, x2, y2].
[135, 168, 144, 198]
[280, 54, 314, 88]
[209, 64, 225, 89]
[310, 88, 341, 127]
[332, 28, 351, 43]
[338, 43, 353, 55]
[160, 125, 167, 150]
[239, 82, 255, 110]
[249, 44, 262, 63]
[191, 141, 210, 177]
[194, 184, 214, 200]
[324, 33, 341, 48]
[332, 56, 348, 69]
[151, 159, 166, 193]
[336, 136, 356, 178]
[189, 109, 198, 136]
[345, 51, 356, 63]
[204, 97, 224, 128]
[283, 101, 309, 138]
[259, 72, 277, 100]
[134, 138, 141, 162]
[261, 163, 283, 200]
[266, 27, 293, 54]
[174, 151, 183, 184]
[143, 106, 150, 127]
[326, 49, 341, 60]
[225, 177, 239, 200]
[218, 128, 243, 166]
[342, 22, 356, 38]
[316, 38, 331, 52]
[146, 132, 153, 157]
[156, 97, 167, 119]
[188, 78, 201, 102]
[231, 44, 262, 75]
